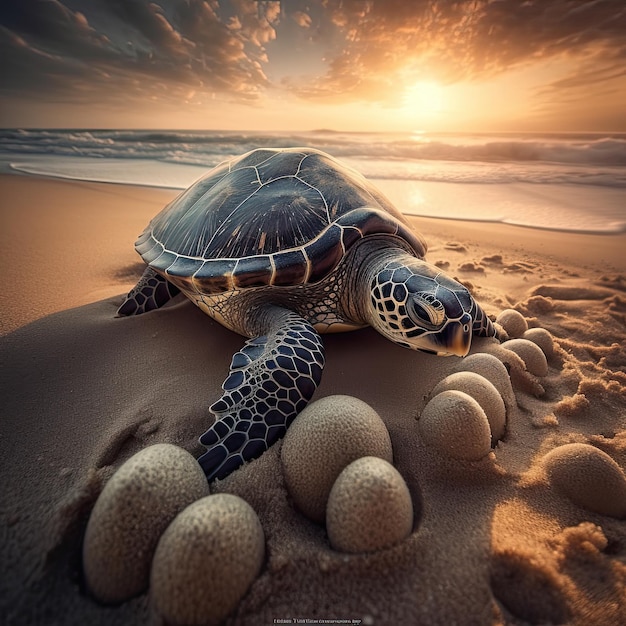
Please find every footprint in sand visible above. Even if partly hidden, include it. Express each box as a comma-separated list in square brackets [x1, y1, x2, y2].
[458, 261, 486, 273]
[444, 241, 468, 253]
[502, 261, 537, 274]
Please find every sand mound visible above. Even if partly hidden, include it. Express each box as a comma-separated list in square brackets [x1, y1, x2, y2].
[542, 443, 626, 518]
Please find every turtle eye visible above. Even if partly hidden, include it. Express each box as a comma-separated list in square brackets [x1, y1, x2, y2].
[407, 293, 446, 330]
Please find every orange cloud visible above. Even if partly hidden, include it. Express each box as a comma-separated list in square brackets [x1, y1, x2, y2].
[0, 0, 624, 128]
[295, 0, 626, 105]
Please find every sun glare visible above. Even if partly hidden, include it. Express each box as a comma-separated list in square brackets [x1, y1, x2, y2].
[402, 81, 445, 117]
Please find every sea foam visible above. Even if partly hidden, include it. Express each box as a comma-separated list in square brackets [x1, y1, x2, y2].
[1, 129, 625, 234]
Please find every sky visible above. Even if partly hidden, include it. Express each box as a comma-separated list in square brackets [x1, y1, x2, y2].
[0, 0, 625, 132]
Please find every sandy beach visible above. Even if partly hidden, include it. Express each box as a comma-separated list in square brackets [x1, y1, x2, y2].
[1, 173, 625, 625]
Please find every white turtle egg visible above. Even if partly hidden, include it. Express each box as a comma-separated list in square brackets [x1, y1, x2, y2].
[419, 390, 492, 461]
[542, 444, 626, 518]
[496, 309, 528, 338]
[431, 371, 506, 443]
[326, 457, 413, 553]
[503, 338, 548, 377]
[151, 494, 265, 625]
[281, 395, 393, 524]
[83, 444, 209, 603]
[523, 327, 555, 360]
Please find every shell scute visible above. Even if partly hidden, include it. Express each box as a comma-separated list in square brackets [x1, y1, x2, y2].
[193, 259, 236, 293]
[165, 257, 204, 278]
[304, 224, 344, 283]
[272, 249, 309, 286]
[155, 250, 177, 271]
[234, 148, 283, 169]
[207, 177, 327, 261]
[297, 154, 381, 221]
[142, 240, 165, 264]
[233, 256, 274, 289]
[256, 150, 307, 184]
[339, 225, 364, 250]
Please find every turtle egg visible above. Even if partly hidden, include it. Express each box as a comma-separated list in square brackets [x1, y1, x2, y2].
[419, 390, 492, 461]
[431, 371, 506, 443]
[522, 327, 555, 360]
[83, 444, 209, 604]
[281, 395, 393, 524]
[326, 457, 413, 553]
[496, 309, 528, 338]
[542, 443, 626, 518]
[503, 338, 548, 377]
[151, 494, 264, 626]
[455, 353, 516, 411]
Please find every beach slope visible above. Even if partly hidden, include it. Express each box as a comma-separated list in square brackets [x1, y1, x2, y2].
[1, 175, 625, 625]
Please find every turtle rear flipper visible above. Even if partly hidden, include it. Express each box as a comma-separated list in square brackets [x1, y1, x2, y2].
[117, 267, 181, 316]
[198, 307, 325, 481]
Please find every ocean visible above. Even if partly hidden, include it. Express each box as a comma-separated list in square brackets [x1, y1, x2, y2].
[1, 128, 625, 234]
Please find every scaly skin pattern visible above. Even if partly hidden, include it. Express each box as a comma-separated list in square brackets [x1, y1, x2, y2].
[197, 307, 325, 481]
[117, 268, 181, 316]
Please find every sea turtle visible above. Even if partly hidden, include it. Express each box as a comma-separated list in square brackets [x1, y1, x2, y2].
[118, 147, 500, 481]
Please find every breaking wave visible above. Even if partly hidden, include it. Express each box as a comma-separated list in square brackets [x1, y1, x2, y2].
[1, 128, 626, 187]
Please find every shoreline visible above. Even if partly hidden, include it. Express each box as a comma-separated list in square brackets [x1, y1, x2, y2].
[1, 173, 624, 335]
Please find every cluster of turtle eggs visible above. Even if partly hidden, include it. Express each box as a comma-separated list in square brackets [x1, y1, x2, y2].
[82, 397, 415, 625]
[82, 444, 264, 626]
[418, 308, 553, 461]
[81, 309, 562, 625]
[281, 395, 414, 553]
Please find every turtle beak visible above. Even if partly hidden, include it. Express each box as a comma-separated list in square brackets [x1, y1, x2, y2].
[439, 318, 472, 357]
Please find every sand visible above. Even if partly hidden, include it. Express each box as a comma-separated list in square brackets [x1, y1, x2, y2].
[1, 173, 625, 625]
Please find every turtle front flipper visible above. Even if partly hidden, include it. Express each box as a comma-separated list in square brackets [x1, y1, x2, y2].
[117, 267, 181, 316]
[198, 308, 325, 481]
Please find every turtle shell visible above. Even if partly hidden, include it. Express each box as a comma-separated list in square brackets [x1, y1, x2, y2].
[136, 148, 427, 293]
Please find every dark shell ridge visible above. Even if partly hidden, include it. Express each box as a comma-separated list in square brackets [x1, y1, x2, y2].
[137, 148, 427, 293]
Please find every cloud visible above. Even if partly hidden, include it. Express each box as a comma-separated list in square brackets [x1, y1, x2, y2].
[0, 0, 278, 106]
[292, 11, 313, 28]
[0, 0, 624, 122]
[294, 0, 626, 104]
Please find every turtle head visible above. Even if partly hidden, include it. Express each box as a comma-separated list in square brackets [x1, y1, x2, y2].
[368, 257, 474, 356]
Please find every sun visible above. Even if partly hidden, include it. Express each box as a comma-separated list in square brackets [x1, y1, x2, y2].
[402, 81, 445, 117]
